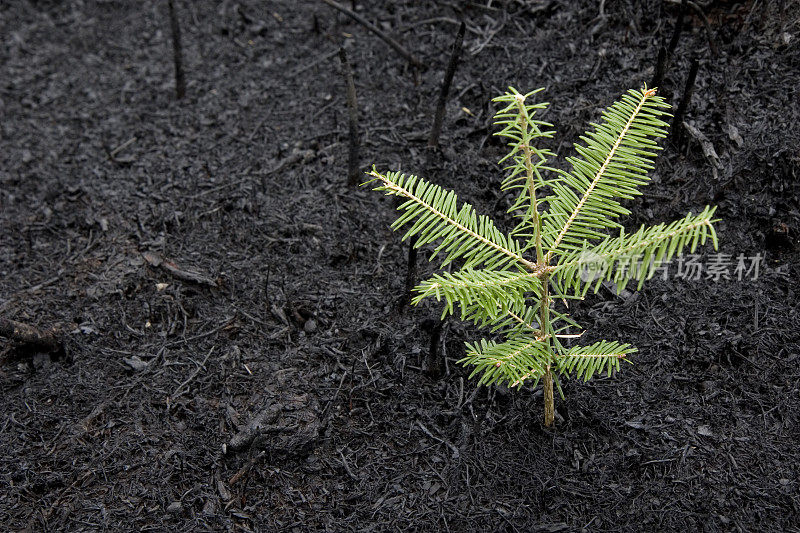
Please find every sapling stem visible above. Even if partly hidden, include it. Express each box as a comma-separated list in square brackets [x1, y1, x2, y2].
[516, 92, 555, 424]
[429, 22, 466, 148]
[167, 0, 186, 100]
[338, 48, 360, 186]
[543, 367, 555, 426]
[540, 278, 555, 426]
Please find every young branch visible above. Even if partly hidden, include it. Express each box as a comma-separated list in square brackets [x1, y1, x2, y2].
[369, 171, 543, 272]
[546, 89, 656, 258]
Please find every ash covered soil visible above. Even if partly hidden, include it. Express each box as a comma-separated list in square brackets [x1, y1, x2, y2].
[1, 1, 799, 531]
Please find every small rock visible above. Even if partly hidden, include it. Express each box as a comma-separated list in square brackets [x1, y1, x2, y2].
[698, 380, 715, 393]
[166, 501, 182, 513]
[32, 352, 51, 370]
[217, 479, 232, 500]
[697, 425, 714, 437]
[123, 356, 148, 372]
[202, 499, 217, 515]
[303, 319, 317, 333]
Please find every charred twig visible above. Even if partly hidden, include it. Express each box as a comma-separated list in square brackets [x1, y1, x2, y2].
[109, 137, 137, 158]
[688, 0, 718, 56]
[651, 46, 667, 89]
[320, 371, 348, 420]
[104, 137, 137, 166]
[142, 251, 218, 287]
[402, 17, 467, 32]
[228, 451, 266, 485]
[339, 48, 360, 186]
[671, 57, 700, 144]
[167, 0, 186, 99]
[652, 0, 692, 90]
[228, 402, 278, 453]
[290, 48, 340, 78]
[469, 15, 507, 56]
[0, 317, 62, 353]
[429, 22, 466, 148]
[320, 0, 421, 67]
[338, 448, 360, 481]
[260, 147, 316, 180]
[416, 420, 459, 458]
[399, 149, 440, 312]
[664, 0, 718, 56]
[666, 0, 688, 58]
[169, 347, 215, 402]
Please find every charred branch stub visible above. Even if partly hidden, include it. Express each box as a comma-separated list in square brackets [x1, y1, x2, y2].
[666, 0, 688, 59]
[651, 0, 688, 91]
[429, 21, 466, 148]
[663, 0, 718, 56]
[167, 0, 186, 99]
[671, 57, 700, 145]
[651, 46, 668, 90]
[427, 319, 445, 379]
[339, 48, 360, 186]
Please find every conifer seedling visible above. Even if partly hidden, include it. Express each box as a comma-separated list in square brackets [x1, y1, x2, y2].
[364, 87, 718, 426]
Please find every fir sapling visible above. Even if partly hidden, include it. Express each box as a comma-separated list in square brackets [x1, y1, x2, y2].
[364, 86, 718, 426]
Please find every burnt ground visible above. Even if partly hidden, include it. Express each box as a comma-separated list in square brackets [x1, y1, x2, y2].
[1, 0, 799, 531]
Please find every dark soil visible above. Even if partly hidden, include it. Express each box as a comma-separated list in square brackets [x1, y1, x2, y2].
[2, 1, 799, 531]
